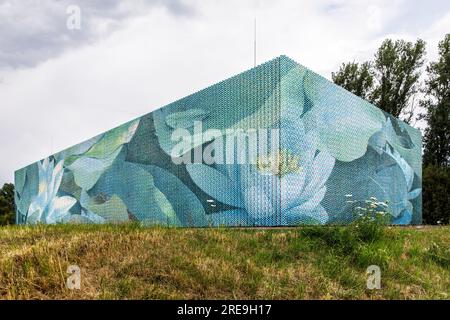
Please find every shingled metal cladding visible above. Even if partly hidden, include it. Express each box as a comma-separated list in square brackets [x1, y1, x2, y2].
[14, 56, 422, 226]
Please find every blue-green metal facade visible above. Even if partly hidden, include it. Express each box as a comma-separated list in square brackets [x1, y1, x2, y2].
[14, 56, 422, 226]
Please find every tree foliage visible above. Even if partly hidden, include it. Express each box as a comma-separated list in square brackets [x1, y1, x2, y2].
[422, 34, 450, 167]
[422, 165, 450, 225]
[332, 38, 426, 122]
[332, 62, 374, 100]
[0, 183, 15, 226]
[371, 39, 426, 118]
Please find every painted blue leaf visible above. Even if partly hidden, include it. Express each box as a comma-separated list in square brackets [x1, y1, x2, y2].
[367, 165, 408, 218]
[386, 146, 414, 191]
[186, 163, 244, 208]
[384, 118, 422, 178]
[408, 188, 421, 200]
[46, 196, 77, 224]
[393, 210, 412, 225]
[59, 171, 82, 200]
[368, 129, 387, 155]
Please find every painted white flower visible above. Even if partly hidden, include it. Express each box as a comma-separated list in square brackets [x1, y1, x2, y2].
[26, 158, 76, 224]
[186, 120, 336, 225]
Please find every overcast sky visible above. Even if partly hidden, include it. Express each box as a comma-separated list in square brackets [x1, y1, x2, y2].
[1, 0, 449, 185]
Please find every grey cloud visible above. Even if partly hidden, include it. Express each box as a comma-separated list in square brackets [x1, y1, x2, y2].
[384, 0, 450, 35]
[0, 0, 194, 69]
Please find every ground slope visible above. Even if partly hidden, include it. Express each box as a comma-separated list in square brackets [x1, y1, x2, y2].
[0, 225, 448, 299]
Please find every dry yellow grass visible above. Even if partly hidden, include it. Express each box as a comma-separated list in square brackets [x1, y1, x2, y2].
[0, 224, 448, 300]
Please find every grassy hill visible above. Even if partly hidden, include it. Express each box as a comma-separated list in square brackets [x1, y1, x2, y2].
[0, 224, 448, 300]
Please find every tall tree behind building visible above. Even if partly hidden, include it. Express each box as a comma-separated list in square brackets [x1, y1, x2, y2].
[421, 34, 450, 225]
[421, 34, 450, 168]
[371, 39, 426, 119]
[332, 62, 374, 100]
[332, 38, 426, 123]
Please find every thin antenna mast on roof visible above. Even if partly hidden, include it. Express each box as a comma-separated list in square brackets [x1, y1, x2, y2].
[253, 18, 257, 67]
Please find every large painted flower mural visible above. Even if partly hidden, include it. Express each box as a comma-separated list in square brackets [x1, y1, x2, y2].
[185, 119, 335, 226]
[280, 121, 335, 224]
[14, 56, 422, 226]
[26, 158, 76, 224]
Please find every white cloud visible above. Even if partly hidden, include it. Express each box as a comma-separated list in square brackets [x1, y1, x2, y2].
[0, 0, 449, 185]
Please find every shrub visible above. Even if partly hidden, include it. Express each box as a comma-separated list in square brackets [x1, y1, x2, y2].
[0, 211, 15, 226]
[350, 197, 390, 243]
[300, 196, 389, 255]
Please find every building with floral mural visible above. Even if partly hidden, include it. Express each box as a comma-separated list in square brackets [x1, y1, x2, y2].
[14, 56, 422, 226]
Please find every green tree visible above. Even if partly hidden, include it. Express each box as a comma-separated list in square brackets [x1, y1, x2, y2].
[332, 62, 374, 100]
[332, 38, 426, 122]
[421, 34, 450, 167]
[0, 183, 15, 225]
[422, 165, 450, 225]
[371, 39, 426, 118]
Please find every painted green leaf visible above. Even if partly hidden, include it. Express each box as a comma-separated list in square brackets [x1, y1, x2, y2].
[84, 119, 139, 158]
[54, 134, 103, 164]
[303, 71, 386, 162]
[17, 164, 39, 217]
[67, 147, 123, 191]
[280, 64, 308, 122]
[86, 195, 129, 222]
[90, 161, 180, 225]
[165, 109, 209, 129]
[136, 164, 208, 226]
[15, 168, 27, 196]
[152, 188, 179, 225]
[59, 171, 82, 200]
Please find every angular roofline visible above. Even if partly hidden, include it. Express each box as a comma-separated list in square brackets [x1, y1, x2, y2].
[15, 56, 286, 173]
[15, 54, 421, 173]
